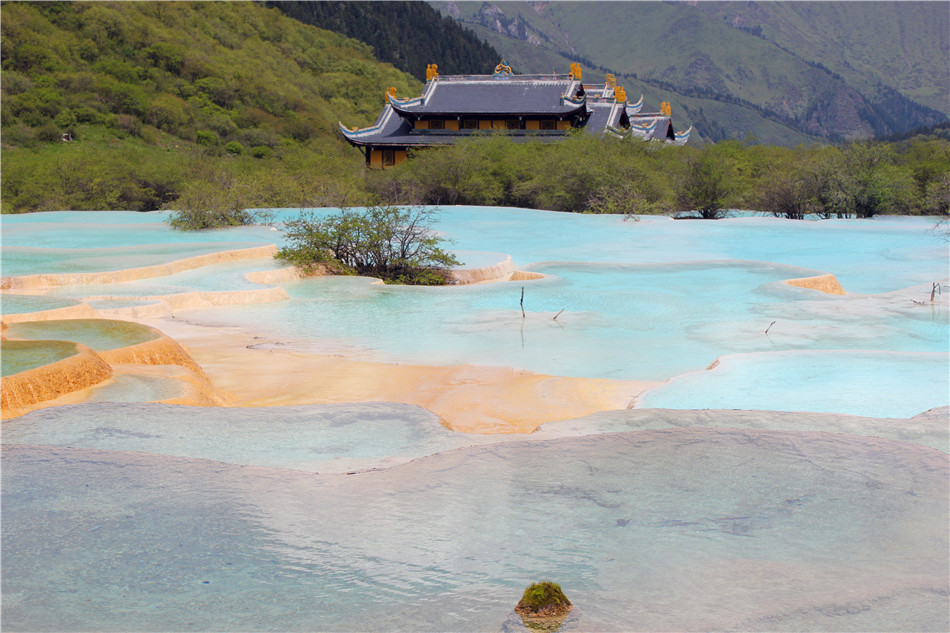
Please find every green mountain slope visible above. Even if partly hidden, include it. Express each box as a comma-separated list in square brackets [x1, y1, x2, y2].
[695, 1, 950, 115]
[432, 1, 948, 145]
[0, 1, 421, 212]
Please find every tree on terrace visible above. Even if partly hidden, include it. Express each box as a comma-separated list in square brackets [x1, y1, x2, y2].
[275, 206, 460, 285]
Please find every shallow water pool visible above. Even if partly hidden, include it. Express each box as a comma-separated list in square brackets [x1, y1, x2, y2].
[638, 350, 950, 418]
[1, 339, 79, 376]
[5, 319, 159, 352]
[3, 427, 946, 631]
[2, 208, 947, 415]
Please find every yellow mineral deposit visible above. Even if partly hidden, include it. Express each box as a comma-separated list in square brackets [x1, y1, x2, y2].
[1, 247, 642, 430]
[1, 320, 220, 419]
[0, 245, 278, 291]
[92, 287, 291, 321]
[1, 343, 112, 415]
[1, 303, 100, 324]
[98, 331, 209, 378]
[785, 273, 847, 295]
[509, 271, 546, 281]
[138, 315, 655, 434]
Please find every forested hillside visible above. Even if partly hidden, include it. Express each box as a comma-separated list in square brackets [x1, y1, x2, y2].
[267, 1, 501, 81]
[432, 1, 948, 145]
[0, 1, 417, 212]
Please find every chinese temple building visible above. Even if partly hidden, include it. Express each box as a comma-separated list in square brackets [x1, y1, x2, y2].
[340, 61, 691, 168]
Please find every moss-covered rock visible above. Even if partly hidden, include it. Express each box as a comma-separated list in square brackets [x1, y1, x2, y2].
[514, 581, 572, 630]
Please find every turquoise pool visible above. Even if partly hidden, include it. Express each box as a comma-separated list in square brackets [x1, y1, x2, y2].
[2, 208, 947, 415]
[2, 207, 948, 631]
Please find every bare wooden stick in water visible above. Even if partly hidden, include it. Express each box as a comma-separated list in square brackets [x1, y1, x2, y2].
[520, 287, 525, 319]
[765, 320, 776, 334]
[553, 309, 565, 321]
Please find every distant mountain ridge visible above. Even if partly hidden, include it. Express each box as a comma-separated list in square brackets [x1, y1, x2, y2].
[431, 1, 948, 145]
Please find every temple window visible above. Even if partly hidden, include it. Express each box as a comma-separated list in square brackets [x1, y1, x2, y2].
[505, 119, 520, 130]
[540, 120, 556, 130]
[462, 119, 478, 129]
[383, 150, 395, 167]
[429, 119, 445, 130]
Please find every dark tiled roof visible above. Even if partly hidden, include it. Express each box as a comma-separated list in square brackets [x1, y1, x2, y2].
[584, 101, 626, 135]
[339, 105, 575, 147]
[339, 75, 687, 147]
[390, 77, 584, 115]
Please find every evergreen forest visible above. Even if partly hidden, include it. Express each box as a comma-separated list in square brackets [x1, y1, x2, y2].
[266, 1, 501, 81]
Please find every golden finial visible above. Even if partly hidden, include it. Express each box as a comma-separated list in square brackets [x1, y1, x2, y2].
[386, 87, 397, 103]
[606, 74, 616, 89]
[426, 64, 439, 81]
[569, 63, 582, 80]
[615, 86, 627, 103]
[661, 101, 672, 116]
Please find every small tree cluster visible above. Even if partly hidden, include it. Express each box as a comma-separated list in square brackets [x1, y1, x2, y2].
[676, 151, 733, 219]
[166, 167, 272, 230]
[275, 206, 461, 285]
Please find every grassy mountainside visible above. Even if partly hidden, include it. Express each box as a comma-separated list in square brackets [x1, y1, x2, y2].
[0, 1, 420, 212]
[432, 1, 948, 145]
[695, 1, 950, 115]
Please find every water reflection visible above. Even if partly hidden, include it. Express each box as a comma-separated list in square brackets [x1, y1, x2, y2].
[3, 428, 946, 631]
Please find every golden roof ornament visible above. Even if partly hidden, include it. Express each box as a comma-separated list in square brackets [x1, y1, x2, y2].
[493, 58, 513, 76]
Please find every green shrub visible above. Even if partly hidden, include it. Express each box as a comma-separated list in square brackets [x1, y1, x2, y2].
[225, 140, 243, 155]
[74, 105, 104, 124]
[166, 170, 263, 229]
[250, 145, 272, 159]
[113, 113, 142, 137]
[275, 206, 461, 284]
[53, 108, 76, 129]
[35, 122, 61, 142]
[195, 129, 217, 146]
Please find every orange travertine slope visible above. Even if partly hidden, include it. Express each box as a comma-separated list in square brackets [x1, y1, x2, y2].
[1, 343, 112, 414]
[785, 273, 846, 295]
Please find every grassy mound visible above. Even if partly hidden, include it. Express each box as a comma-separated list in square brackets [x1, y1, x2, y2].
[515, 581, 572, 618]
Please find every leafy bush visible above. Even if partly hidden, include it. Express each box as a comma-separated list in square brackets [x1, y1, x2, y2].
[166, 167, 266, 229]
[250, 145, 272, 159]
[53, 108, 76, 130]
[35, 122, 62, 142]
[676, 150, 732, 218]
[195, 129, 217, 146]
[225, 140, 244, 155]
[275, 206, 460, 284]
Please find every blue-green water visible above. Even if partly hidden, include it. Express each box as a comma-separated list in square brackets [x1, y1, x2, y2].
[0, 294, 79, 314]
[2, 208, 947, 413]
[1, 339, 79, 375]
[2, 208, 948, 630]
[639, 350, 949, 418]
[3, 424, 946, 631]
[5, 319, 159, 352]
